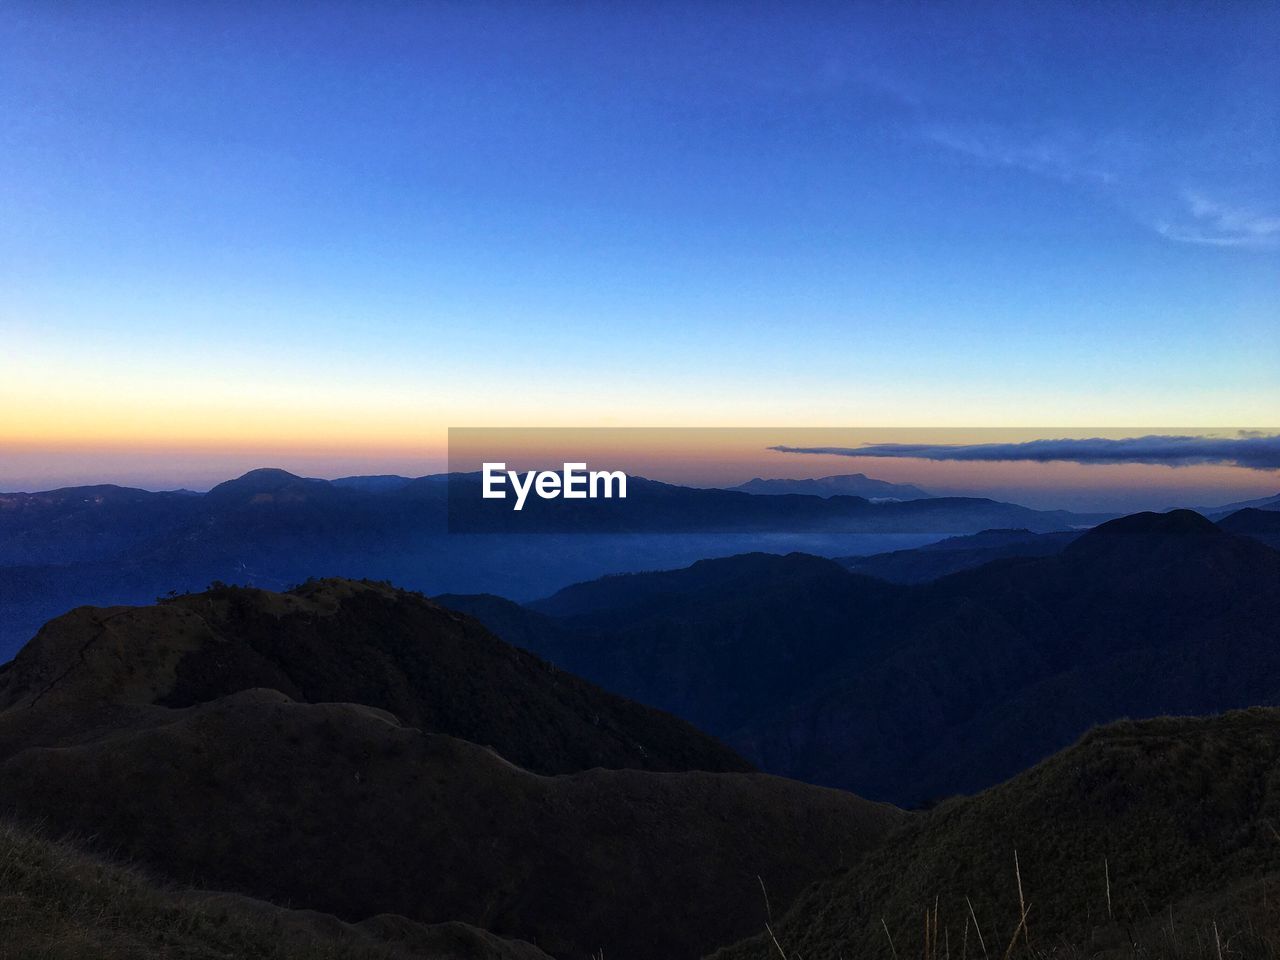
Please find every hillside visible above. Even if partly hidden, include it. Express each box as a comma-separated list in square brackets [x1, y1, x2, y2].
[0, 579, 747, 776]
[0, 582, 905, 960]
[837, 527, 1079, 583]
[1218, 507, 1280, 549]
[713, 708, 1280, 960]
[452, 511, 1280, 806]
[0, 819, 551, 960]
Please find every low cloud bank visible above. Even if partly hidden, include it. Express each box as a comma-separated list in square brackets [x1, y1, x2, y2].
[769, 433, 1280, 470]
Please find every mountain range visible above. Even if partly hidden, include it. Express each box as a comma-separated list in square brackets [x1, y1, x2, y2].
[727, 473, 932, 500]
[0, 467, 1112, 662]
[3, 484, 1279, 957]
[444, 510, 1280, 806]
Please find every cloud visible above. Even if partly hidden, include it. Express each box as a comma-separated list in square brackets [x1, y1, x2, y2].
[1154, 191, 1280, 249]
[921, 122, 1279, 252]
[921, 122, 1119, 186]
[769, 434, 1280, 471]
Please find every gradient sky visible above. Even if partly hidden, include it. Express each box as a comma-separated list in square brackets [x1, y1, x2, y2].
[1, 3, 1278, 494]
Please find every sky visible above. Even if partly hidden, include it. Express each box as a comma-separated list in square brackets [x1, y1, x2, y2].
[1, 2, 1277, 500]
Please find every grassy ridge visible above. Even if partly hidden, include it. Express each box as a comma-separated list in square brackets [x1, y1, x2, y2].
[0, 819, 551, 960]
[0, 819, 395, 959]
[714, 709, 1280, 960]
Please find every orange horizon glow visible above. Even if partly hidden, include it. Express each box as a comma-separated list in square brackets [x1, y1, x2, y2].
[5, 427, 1276, 514]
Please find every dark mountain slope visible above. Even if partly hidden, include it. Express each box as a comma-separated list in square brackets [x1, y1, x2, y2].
[736, 511, 1280, 801]
[497, 554, 904, 739]
[459, 512, 1280, 806]
[0, 819, 551, 960]
[1218, 507, 1280, 549]
[838, 527, 1079, 583]
[0, 585, 905, 960]
[0, 579, 748, 776]
[713, 709, 1280, 960]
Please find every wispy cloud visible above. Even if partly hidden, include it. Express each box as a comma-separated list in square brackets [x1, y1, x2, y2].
[1155, 191, 1280, 249]
[770, 434, 1280, 470]
[921, 122, 1120, 186]
[921, 121, 1278, 252]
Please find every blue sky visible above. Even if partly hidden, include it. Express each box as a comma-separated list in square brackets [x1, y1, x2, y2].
[1, 2, 1277, 489]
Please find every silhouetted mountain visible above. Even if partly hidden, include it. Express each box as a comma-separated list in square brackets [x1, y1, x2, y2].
[0, 582, 904, 960]
[715, 709, 1280, 960]
[2, 579, 747, 776]
[0, 468, 1108, 662]
[838, 527, 1079, 583]
[445, 473, 1103, 534]
[1199, 490, 1280, 519]
[453, 511, 1280, 806]
[1218, 507, 1280, 549]
[0, 483, 200, 565]
[332, 474, 417, 493]
[728, 473, 932, 500]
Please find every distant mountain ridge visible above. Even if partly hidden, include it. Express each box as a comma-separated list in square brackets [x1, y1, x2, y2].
[447, 510, 1280, 806]
[728, 473, 932, 500]
[0, 468, 1111, 662]
[838, 527, 1080, 583]
[1198, 490, 1280, 518]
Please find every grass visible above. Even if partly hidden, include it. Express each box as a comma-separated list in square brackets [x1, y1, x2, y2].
[715, 709, 1280, 960]
[764, 858, 1280, 960]
[0, 818, 405, 960]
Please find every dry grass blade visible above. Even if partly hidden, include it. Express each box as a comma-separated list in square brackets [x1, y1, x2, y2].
[766, 922, 788, 960]
[1000, 902, 1031, 960]
[966, 896, 989, 960]
[881, 917, 899, 960]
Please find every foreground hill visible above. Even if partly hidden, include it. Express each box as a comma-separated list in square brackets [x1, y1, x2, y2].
[0, 581, 904, 960]
[0, 578, 747, 776]
[449, 511, 1280, 805]
[0, 819, 551, 960]
[713, 708, 1280, 960]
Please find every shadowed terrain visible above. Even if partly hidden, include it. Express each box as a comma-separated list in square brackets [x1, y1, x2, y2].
[0, 819, 552, 960]
[447, 511, 1280, 806]
[0, 580, 904, 960]
[713, 709, 1280, 960]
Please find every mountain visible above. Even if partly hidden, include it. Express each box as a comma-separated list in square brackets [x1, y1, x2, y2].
[449, 511, 1280, 806]
[714, 708, 1280, 960]
[0, 468, 1109, 662]
[0, 578, 747, 776]
[837, 527, 1080, 583]
[1217, 507, 1280, 550]
[0, 581, 905, 960]
[1199, 490, 1280, 518]
[332, 474, 418, 493]
[0, 818, 552, 960]
[728, 473, 932, 500]
[444, 473, 1103, 534]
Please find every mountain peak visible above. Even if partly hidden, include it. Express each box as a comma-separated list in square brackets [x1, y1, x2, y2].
[1063, 509, 1233, 567]
[204, 468, 329, 503]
